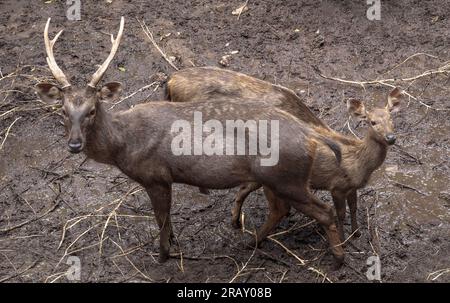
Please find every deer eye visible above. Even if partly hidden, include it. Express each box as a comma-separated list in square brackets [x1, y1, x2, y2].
[61, 108, 67, 116]
[88, 109, 96, 117]
[370, 121, 377, 126]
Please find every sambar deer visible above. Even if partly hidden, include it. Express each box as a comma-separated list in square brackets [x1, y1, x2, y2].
[36, 18, 345, 264]
[166, 67, 403, 240]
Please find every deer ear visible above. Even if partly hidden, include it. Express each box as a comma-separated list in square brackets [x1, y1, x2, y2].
[98, 82, 123, 102]
[347, 99, 367, 120]
[35, 83, 63, 104]
[386, 87, 403, 113]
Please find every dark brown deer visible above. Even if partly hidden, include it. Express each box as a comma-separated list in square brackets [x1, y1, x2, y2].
[36, 18, 345, 264]
[166, 67, 403, 240]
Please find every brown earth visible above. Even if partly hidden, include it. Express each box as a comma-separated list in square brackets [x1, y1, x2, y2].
[0, 0, 449, 282]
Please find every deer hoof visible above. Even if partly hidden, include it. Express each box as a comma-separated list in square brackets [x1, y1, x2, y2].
[246, 239, 261, 250]
[231, 218, 242, 229]
[332, 254, 345, 270]
[159, 250, 170, 263]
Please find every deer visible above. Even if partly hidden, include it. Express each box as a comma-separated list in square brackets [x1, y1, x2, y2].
[165, 66, 403, 240]
[35, 18, 346, 265]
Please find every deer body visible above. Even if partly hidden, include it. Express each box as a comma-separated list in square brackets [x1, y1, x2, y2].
[36, 18, 345, 264]
[85, 99, 318, 190]
[167, 66, 402, 239]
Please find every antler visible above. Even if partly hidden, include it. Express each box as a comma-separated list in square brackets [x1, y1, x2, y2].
[88, 17, 125, 88]
[44, 18, 71, 88]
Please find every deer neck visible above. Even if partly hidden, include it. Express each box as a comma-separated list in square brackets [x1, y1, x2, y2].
[348, 128, 388, 187]
[85, 102, 124, 165]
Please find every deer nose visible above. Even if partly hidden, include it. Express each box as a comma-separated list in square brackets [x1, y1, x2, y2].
[385, 134, 396, 145]
[68, 141, 82, 153]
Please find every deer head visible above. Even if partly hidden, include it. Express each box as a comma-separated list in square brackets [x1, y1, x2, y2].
[35, 17, 125, 153]
[347, 88, 403, 146]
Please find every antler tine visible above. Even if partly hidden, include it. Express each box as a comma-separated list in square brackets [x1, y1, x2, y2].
[44, 18, 71, 88]
[88, 17, 125, 88]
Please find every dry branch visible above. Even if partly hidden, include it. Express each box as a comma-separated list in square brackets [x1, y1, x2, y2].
[139, 19, 179, 71]
[109, 81, 159, 109]
[0, 261, 38, 282]
[313, 57, 450, 111]
[0, 117, 21, 150]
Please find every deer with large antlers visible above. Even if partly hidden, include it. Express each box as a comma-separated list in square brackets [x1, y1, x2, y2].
[166, 67, 403, 240]
[36, 18, 346, 265]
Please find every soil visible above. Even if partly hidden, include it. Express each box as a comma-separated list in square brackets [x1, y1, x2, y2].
[0, 0, 449, 283]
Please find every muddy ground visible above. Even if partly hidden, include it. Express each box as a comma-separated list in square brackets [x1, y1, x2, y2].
[0, 0, 449, 283]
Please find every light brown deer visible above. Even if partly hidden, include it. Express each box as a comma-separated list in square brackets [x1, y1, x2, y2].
[36, 18, 345, 264]
[166, 67, 403, 240]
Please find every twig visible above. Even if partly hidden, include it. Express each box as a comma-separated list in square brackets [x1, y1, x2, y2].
[0, 192, 61, 234]
[0, 261, 38, 282]
[99, 186, 141, 255]
[267, 236, 307, 266]
[229, 242, 257, 283]
[109, 238, 154, 282]
[139, 19, 179, 71]
[279, 270, 288, 283]
[109, 81, 158, 109]
[237, 0, 249, 20]
[346, 118, 360, 139]
[307, 266, 333, 283]
[380, 53, 439, 76]
[427, 268, 450, 281]
[392, 181, 430, 196]
[268, 220, 314, 238]
[44, 271, 67, 283]
[313, 63, 450, 111]
[332, 228, 362, 248]
[0, 117, 21, 150]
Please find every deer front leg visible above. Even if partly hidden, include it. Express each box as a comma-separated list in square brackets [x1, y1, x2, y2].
[146, 183, 173, 263]
[347, 190, 361, 237]
[231, 182, 261, 229]
[331, 191, 347, 242]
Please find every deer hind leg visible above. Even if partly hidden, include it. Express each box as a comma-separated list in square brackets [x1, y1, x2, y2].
[347, 190, 361, 237]
[279, 185, 345, 265]
[231, 182, 261, 229]
[146, 183, 173, 263]
[247, 186, 290, 247]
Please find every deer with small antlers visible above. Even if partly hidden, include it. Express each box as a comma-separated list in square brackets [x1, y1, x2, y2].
[36, 18, 346, 264]
[166, 67, 403, 240]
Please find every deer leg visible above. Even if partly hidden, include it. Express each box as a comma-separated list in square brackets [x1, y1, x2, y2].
[332, 191, 347, 242]
[247, 186, 290, 247]
[231, 182, 261, 229]
[347, 190, 361, 237]
[282, 187, 344, 265]
[146, 183, 173, 263]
